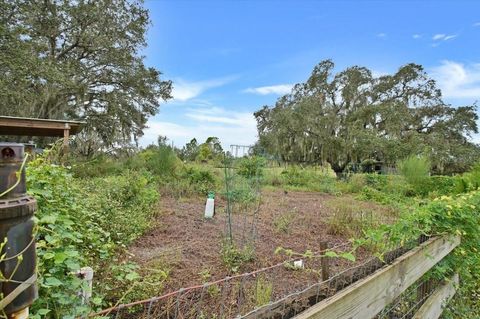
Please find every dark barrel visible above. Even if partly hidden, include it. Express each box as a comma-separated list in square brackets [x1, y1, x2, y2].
[0, 143, 37, 314]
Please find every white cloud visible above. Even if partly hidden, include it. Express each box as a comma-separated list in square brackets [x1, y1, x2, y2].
[376, 33, 387, 38]
[443, 35, 457, 40]
[244, 84, 293, 95]
[412, 34, 422, 39]
[140, 106, 257, 149]
[432, 34, 446, 40]
[430, 60, 480, 100]
[432, 33, 457, 41]
[171, 76, 236, 101]
[473, 22, 480, 27]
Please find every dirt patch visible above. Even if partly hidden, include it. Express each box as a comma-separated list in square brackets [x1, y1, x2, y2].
[129, 189, 394, 293]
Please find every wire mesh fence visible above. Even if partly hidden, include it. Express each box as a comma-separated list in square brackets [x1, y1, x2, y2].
[86, 159, 437, 319]
[375, 276, 439, 319]
[88, 237, 425, 319]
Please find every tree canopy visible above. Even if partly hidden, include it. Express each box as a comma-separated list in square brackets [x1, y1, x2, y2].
[255, 60, 479, 174]
[0, 0, 172, 152]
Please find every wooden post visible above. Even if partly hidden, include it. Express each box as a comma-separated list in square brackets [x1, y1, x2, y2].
[417, 235, 431, 306]
[320, 241, 330, 282]
[63, 124, 70, 152]
[412, 274, 459, 319]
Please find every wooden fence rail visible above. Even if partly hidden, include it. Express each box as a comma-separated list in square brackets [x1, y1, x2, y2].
[294, 235, 460, 319]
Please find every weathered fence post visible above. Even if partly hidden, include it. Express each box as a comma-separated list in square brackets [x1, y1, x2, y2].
[320, 242, 330, 282]
[416, 234, 432, 306]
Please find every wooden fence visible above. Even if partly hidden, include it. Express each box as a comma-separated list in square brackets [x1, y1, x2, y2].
[294, 235, 460, 319]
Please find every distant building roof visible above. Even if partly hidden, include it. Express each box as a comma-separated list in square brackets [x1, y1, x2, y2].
[0, 116, 85, 137]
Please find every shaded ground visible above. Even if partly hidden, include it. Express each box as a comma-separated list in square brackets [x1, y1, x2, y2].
[129, 189, 396, 293]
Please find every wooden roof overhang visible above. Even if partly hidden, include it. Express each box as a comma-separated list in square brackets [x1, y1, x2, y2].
[0, 116, 85, 137]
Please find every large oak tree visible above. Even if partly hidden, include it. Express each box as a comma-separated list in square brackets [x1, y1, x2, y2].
[255, 60, 478, 174]
[0, 0, 172, 154]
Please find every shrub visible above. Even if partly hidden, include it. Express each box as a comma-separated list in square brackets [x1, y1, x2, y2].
[281, 166, 310, 186]
[278, 166, 338, 194]
[346, 174, 367, 193]
[220, 241, 254, 273]
[72, 155, 127, 178]
[358, 190, 480, 318]
[142, 146, 181, 178]
[454, 162, 480, 194]
[398, 155, 431, 195]
[25, 157, 159, 318]
[180, 165, 218, 196]
[237, 156, 267, 179]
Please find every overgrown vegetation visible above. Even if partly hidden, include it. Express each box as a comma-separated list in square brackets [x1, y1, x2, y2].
[26, 156, 159, 317]
[325, 200, 388, 238]
[353, 167, 480, 318]
[273, 210, 296, 233]
[220, 242, 255, 273]
[263, 165, 338, 193]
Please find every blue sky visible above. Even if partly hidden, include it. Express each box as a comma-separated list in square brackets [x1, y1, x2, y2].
[139, 0, 480, 149]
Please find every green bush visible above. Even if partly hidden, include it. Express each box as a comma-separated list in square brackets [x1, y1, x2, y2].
[24, 157, 159, 318]
[277, 166, 338, 194]
[398, 155, 431, 195]
[345, 174, 367, 193]
[180, 165, 218, 195]
[142, 146, 181, 178]
[280, 166, 310, 186]
[72, 155, 127, 178]
[454, 162, 480, 194]
[220, 241, 254, 273]
[79, 170, 159, 243]
[237, 156, 267, 179]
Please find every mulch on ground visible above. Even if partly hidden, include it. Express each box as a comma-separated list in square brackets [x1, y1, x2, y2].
[129, 189, 393, 293]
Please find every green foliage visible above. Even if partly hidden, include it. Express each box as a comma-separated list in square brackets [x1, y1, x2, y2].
[220, 241, 254, 273]
[255, 276, 273, 306]
[25, 156, 159, 317]
[237, 156, 267, 179]
[356, 191, 480, 317]
[325, 200, 386, 238]
[398, 155, 431, 195]
[110, 259, 170, 304]
[142, 146, 181, 179]
[179, 165, 218, 196]
[255, 60, 479, 173]
[273, 211, 296, 233]
[269, 166, 338, 194]
[454, 162, 480, 194]
[195, 137, 224, 163]
[1, 0, 172, 152]
[178, 138, 200, 161]
[79, 170, 159, 243]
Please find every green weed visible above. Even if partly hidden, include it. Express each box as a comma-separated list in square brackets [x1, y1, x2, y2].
[273, 211, 296, 233]
[255, 276, 273, 306]
[220, 241, 254, 273]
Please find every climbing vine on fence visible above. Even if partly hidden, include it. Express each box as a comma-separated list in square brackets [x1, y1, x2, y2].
[25, 156, 159, 318]
[356, 190, 480, 318]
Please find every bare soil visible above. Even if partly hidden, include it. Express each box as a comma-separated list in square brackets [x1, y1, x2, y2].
[128, 189, 394, 293]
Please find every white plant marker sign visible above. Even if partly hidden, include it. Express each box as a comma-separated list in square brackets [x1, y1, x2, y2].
[205, 194, 215, 219]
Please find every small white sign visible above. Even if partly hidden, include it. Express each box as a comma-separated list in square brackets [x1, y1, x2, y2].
[205, 198, 215, 218]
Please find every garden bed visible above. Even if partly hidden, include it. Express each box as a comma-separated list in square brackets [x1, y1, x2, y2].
[128, 189, 397, 293]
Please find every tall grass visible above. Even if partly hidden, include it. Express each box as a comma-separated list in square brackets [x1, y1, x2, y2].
[263, 165, 338, 194]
